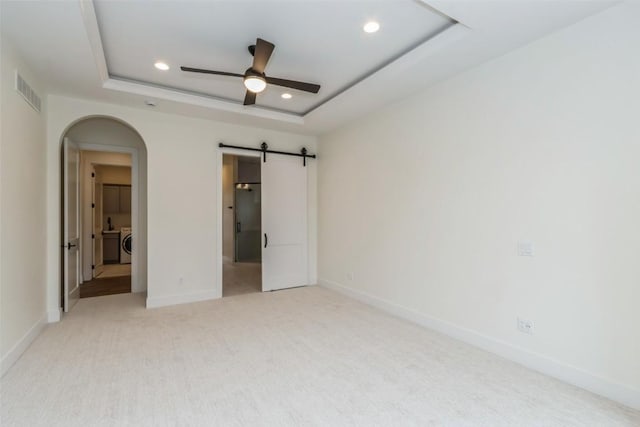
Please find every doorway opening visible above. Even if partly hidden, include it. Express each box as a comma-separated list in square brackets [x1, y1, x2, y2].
[60, 116, 147, 313]
[217, 145, 311, 297]
[80, 158, 132, 298]
[222, 154, 262, 297]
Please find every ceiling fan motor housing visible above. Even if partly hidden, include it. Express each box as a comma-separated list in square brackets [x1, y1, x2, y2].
[244, 68, 265, 79]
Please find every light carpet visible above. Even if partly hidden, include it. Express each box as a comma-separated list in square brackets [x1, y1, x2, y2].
[1, 287, 638, 426]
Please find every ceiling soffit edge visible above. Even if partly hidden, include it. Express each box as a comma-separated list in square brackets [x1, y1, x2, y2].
[79, 0, 463, 125]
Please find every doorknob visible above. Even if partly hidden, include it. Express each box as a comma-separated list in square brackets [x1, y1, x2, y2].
[67, 242, 77, 250]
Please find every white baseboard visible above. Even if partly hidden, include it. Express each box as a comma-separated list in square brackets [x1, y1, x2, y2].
[319, 278, 640, 411]
[146, 289, 219, 309]
[47, 308, 61, 323]
[1, 314, 47, 377]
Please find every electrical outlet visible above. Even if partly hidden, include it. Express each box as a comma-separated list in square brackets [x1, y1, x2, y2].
[517, 317, 534, 335]
[346, 272, 354, 281]
[517, 240, 534, 257]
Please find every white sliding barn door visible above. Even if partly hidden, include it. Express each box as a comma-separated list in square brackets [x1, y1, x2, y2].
[63, 137, 81, 311]
[261, 155, 308, 292]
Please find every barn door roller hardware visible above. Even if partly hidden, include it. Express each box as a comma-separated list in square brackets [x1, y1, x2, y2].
[218, 142, 316, 167]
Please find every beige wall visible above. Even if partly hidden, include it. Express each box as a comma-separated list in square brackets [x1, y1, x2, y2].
[237, 157, 260, 183]
[318, 2, 640, 409]
[97, 165, 132, 245]
[0, 37, 48, 373]
[97, 165, 131, 186]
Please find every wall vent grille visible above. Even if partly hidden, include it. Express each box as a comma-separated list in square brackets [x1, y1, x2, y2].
[15, 71, 41, 113]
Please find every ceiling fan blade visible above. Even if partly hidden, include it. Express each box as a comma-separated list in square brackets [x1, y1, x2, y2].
[265, 76, 320, 93]
[180, 66, 244, 78]
[252, 38, 275, 74]
[243, 91, 256, 106]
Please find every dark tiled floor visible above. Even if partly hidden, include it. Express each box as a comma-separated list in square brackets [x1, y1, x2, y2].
[80, 275, 131, 298]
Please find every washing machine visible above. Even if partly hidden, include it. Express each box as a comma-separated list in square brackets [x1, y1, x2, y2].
[120, 227, 132, 264]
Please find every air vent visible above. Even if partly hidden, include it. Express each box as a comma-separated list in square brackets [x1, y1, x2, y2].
[15, 71, 41, 113]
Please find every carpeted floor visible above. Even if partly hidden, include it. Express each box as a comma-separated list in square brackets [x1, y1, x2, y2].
[1, 287, 638, 426]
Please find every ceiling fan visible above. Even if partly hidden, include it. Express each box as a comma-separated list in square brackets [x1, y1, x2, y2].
[180, 38, 321, 106]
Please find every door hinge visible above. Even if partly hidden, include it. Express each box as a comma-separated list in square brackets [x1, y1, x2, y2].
[91, 172, 95, 178]
[91, 203, 95, 208]
[92, 233, 95, 239]
[91, 265, 95, 270]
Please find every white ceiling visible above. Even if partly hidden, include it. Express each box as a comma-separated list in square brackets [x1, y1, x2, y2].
[94, 0, 454, 115]
[0, 0, 617, 135]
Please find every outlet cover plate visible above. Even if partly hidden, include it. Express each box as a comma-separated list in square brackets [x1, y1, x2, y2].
[517, 241, 534, 257]
[517, 317, 534, 335]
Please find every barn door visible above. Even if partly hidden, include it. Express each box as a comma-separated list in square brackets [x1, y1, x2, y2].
[261, 155, 308, 291]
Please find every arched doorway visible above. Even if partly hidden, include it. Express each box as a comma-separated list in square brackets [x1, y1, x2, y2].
[60, 116, 147, 312]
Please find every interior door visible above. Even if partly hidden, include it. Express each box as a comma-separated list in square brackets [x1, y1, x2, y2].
[64, 137, 81, 311]
[93, 169, 104, 277]
[261, 155, 308, 291]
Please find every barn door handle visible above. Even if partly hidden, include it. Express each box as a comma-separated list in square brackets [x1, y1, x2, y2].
[264, 233, 268, 248]
[236, 222, 241, 233]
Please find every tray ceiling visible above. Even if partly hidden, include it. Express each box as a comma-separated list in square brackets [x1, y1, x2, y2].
[0, 0, 616, 133]
[93, 0, 455, 116]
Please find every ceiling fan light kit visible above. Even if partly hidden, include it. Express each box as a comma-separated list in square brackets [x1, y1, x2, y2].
[243, 71, 267, 93]
[181, 37, 320, 106]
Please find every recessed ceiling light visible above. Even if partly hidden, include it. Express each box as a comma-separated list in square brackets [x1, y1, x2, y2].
[363, 21, 380, 33]
[154, 61, 170, 71]
[281, 93, 292, 99]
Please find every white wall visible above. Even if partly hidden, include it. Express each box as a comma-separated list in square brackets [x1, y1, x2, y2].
[0, 37, 48, 374]
[318, 2, 640, 409]
[47, 95, 317, 310]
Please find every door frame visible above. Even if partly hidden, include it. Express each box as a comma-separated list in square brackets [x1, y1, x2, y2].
[91, 164, 105, 279]
[72, 143, 140, 293]
[63, 137, 81, 311]
[216, 148, 262, 297]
